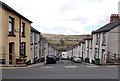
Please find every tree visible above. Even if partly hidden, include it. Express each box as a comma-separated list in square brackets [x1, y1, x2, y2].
[60, 39, 64, 45]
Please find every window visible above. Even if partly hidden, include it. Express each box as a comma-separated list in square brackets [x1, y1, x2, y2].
[96, 34, 100, 45]
[90, 40, 92, 49]
[21, 22, 25, 36]
[8, 16, 14, 35]
[95, 48, 99, 58]
[102, 33, 106, 45]
[35, 34, 37, 43]
[87, 41, 89, 48]
[20, 42, 26, 57]
[30, 33, 33, 43]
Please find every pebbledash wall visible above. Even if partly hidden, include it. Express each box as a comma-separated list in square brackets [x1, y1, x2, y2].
[0, 1, 32, 65]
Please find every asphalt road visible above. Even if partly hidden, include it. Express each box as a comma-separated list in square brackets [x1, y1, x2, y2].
[2, 60, 118, 79]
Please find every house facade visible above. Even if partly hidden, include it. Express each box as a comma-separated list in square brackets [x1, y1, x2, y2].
[84, 36, 93, 63]
[30, 27, 40, 64]
[80, 40, 86, 61]
[0, 1, 32, 65]
[92, 15, 120, 64]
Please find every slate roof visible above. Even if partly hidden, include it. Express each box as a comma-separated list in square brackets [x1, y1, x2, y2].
[31, 27, 40, 34]
[92, 19, 120, 34]
[0, 1, 32, 23]
[84, 35, 93, 40]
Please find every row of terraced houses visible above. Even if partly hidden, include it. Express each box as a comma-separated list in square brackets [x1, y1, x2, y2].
[0, 1, 58, 66]
[67, 14, 120, 65]
[0, 1, 120, 66]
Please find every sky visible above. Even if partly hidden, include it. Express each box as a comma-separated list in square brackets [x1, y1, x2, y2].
[1, 0, 120, 35]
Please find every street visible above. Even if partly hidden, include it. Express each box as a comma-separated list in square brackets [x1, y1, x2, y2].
[2, 60, 118, 79]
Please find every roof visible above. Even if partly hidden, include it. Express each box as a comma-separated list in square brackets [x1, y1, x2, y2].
[0, 1, 32, 23]
[31, 27, 40, 34]
[92, 19, 120, 34]
[84, 35, 93, 40]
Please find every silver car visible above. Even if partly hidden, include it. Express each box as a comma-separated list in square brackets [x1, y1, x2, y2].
[73, 57, 82, 63]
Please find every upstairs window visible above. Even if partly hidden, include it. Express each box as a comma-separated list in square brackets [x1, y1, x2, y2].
[102, 33, 106, 45]
[30, 33, 33, 44]
[20, 42, 26, 57]
[96, 34, 100, 45]
[21, 22, 25, 37]
[35, 34, 37, 43]
[8, 16, 14, 35]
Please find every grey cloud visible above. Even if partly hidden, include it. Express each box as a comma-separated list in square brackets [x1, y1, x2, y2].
[59, 1, 78, 14]
[60, 17, 89, 24]
[96, 15, 109, 25]
[69, 17, 89, 24]
[41, 26, 80, 35]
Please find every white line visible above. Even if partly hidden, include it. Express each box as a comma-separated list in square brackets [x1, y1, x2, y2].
[105, 66, 118, 67]
[87, 66, 99, 67]
[65, 66, 77, 68]
[41, 66, 53, 68]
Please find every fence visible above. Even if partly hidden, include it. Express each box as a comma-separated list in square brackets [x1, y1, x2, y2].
[105, 52, 120, 64]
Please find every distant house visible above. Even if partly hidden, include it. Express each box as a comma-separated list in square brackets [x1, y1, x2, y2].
[79, 40, 86, 61]
[30, 27, 40, 64]
[40, 36, 46, 62]
[84, 36, 93, 63]
[92, 14, 120, 64]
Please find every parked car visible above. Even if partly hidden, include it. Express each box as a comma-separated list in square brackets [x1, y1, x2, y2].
[55, 56, 60, 61]
[46, 55, 56, 64]
[73, 57, 82, 63]
[70, 56, 75, 61]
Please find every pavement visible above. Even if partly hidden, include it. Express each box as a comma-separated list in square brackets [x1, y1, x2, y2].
[28, 62, 45, 67]
[0, 61, 119, 69]
[0, 62, 45, 69]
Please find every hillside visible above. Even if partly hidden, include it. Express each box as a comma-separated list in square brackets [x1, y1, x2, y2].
[42, 33, 90, 51]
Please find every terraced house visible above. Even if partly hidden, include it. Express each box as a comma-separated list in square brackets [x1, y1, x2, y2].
[0, 1, 32, 65]
[92, 14, 120, 64]
[30, 27, 41, 64]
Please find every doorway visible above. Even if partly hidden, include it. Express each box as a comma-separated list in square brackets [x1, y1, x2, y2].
[9, 43, 14, 64]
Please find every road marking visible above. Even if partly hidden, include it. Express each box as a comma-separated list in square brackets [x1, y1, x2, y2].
[87, 66, 99, 67]
[65, 66, 77, 68]
[105, 66, 118, 67]
[41, 66, 53, 68]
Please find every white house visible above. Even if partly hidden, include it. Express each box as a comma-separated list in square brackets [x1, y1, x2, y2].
[92, 15, 120, 64]
[84, 35, 93, 63]
[30, 27, 40, 64]
[79, 40, 86, 61]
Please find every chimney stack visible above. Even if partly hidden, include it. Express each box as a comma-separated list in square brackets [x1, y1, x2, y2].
[110, 14, 119, 22]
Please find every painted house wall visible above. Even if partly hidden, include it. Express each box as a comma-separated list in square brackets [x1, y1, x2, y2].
[92, 26, 119, 64]
[107, 26, 119, 54]
[0, 7, 2, 59]
[1, 7, 31, 65]
[85, 40, 88, 58]
[80, 43, 85, 61]
[30, 32, 34, 63]
[92, 34, 97, 62]
[30, 32, 40, 64]
[89, 39, 93, 63]
[99, 33, 108, 64]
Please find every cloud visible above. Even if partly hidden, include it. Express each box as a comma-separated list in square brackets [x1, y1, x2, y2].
[1, 0, 120, 35]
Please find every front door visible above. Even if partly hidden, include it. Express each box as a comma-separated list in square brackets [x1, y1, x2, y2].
[9, 43, 14, 64]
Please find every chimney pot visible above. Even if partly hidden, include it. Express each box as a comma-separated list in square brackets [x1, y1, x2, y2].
[110, 14, 119, 22]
